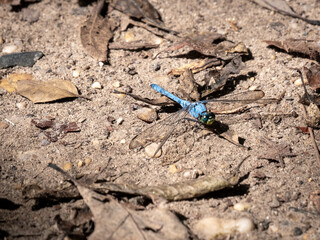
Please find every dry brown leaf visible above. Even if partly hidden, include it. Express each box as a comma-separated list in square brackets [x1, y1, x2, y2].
[155, 33, 247, 59]
[109, 0, 162, 26]
[264, 39, 320, 61]
[168, 59, 221, 76]
[80, 0, 113, 61]
[47, 163, 189, 240]
[305, 64, 320, 90]
[253, 0, 320, 25]
[0, 73, 33, 92]
[16, 79, 79, 103]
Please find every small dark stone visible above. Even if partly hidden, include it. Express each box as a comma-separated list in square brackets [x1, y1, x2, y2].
[0, 51, 44, 69]
[293, 227, 303, 236]
[152, 63, 161, 71]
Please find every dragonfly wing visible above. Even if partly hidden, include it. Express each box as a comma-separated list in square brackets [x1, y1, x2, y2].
[129, 108, 189, 149]
[204, 90, 265, 114]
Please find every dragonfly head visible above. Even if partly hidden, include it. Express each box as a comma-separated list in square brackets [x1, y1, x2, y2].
[199, 111, 215, 125]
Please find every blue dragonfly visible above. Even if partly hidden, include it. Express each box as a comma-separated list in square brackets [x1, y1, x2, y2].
[123, 84, 266, 157]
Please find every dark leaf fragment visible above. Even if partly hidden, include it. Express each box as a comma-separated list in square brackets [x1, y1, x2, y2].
[202, 55, 243, 97]
[305, 64, 320, 90]
[80, 0, 113, 61]
[0, 51, 43, 69]
[22, 184, 81, 210]
[265, 39, 320, 61]
[54, 208, 94, 239]
[31, 118, 80, 142]
[253, 0, 320, 25]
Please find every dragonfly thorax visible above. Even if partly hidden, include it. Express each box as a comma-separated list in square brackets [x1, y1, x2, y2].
[199, 111, 215, 125]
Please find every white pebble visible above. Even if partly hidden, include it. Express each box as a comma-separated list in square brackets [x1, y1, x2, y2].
[116, 117, 123, 125]
[136, 107, 157, 123]
[112, 81, 121, 88]
[193, 217, 254, 239]
[91, 82, 102, 89]
[16, 102, 27, 109]
[98, 61, 104, 67]
[2, 45, 18, 54]
[294, 78, 302, 86]
[233, 202, 250, 211]
[120, 139, 126, 144]
[145, 143, 162, 158]
[249, 85, 258, 91]
[72, 70, 80, 77]
[154, 37, 163, 45]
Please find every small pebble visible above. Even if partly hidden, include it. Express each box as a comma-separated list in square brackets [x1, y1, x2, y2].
[120, 139, 126, 144]
[78, 160, 84, 167]
[72, 70, 80, 77]
[294, 78, 302, 86]
[16, 102, 27, 109]
[145, 143, 162, 158]
[193, 217, 254, 239]
[271, 54, 276, 60]
[293, 227, 303, 236]
[98, 61, 104, 67]
[116, 117, 124, 125]
[233, 202, 250, 211]
[91, 139, 100, 146]
[91, 82, 102, 89]
[183, 170, 201, 179]
[249, 85, 258, 91]
[169, 164, 178, 174]
[136, 107, 157, 123]
[153, 37, 163, 45]
[84, 158, 91, 165]
[41, 139, 50, 146]
[63, 162, 72, 171]
[2, 45, 18, 54]
[112, 81, 121, 88]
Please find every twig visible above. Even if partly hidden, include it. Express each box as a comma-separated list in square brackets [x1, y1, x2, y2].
[4, 118, 14, 126]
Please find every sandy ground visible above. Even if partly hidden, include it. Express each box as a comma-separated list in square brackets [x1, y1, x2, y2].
[1, 0, 320, 239]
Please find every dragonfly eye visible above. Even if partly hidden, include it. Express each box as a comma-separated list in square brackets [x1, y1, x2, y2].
[200, 112, 215, 125]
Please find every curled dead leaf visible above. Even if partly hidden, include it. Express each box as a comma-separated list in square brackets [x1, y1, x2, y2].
[265, 39, 320, 61]
[80, 0, 114, 61]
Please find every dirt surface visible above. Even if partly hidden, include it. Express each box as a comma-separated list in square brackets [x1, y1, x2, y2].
[1, 0, 320, 239]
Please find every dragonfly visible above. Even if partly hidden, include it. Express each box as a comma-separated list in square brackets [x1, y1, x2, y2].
[117, 84, 268, 157]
